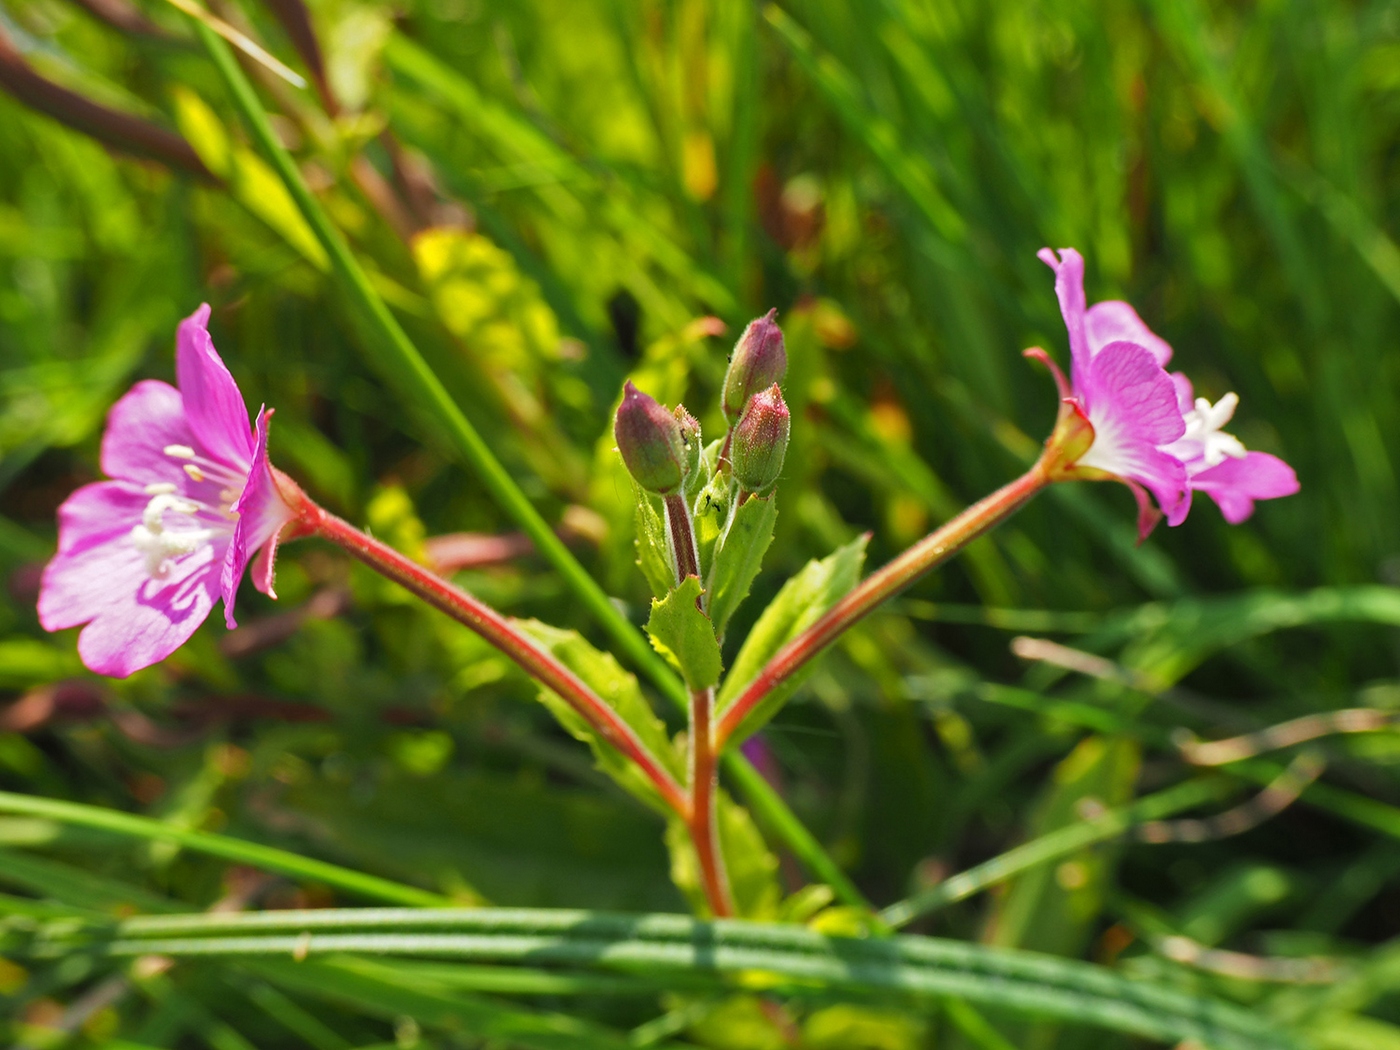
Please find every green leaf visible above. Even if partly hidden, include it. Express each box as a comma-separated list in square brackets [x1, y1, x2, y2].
[666, 790, 782, 920]
[516, 621, 684, 812]
[646, 577, 721, 690]
[170, 85, 232, 177]
[717, 534, 869, 744]
[1099, 586, 1400, 686]
[633, 485, 676, 600]
[249, 957, 641, 1050]
[0, 792, 447, 907]
[0, 846, 177, 914]
[982, 737, 1140, 958]
[706, 493, 779, 641]
[37, 908, 1305, 1049]
[172, 86, 329, 270]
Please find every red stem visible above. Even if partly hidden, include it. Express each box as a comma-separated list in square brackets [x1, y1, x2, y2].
[303, 503, 688, 816]
[714, 460, 1052, 747]
[664, 493, 700, 582]
[689, 685, 733, 917]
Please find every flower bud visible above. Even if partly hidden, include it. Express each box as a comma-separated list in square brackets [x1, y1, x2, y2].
[722, 309, 787, 424]
[730, 384, 790, 494]
[615, 381, 687, 494]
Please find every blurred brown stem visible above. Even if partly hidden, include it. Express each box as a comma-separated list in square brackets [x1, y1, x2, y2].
[0, 28, 215, 179]
[69, 0, 179, 41]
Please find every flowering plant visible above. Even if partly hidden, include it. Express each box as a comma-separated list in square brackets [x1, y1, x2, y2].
[39, 249, 1297, 918]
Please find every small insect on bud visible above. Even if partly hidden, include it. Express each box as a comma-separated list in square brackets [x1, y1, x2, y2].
[722, 309, 787, 424]
[615, 381, 689, 495]
[730, 384, 790, 495]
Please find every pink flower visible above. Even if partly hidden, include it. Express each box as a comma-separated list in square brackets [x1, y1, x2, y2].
[1163, 374, 1300, 524]
[38, 305, 297, 677]
[1033, 247, 1297, 537]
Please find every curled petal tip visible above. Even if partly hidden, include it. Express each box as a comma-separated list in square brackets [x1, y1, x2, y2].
[1024, 346, 1073, 401]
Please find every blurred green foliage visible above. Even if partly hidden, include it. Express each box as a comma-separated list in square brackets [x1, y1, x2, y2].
[2, 0, 1400, 1045]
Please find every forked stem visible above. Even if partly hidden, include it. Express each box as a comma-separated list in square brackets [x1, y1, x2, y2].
[290, 491, 688, 817]
[714, 459, 1053, 748]
[663, 491, 733, 915]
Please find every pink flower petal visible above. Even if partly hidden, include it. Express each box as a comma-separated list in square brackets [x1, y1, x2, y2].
[1169, 371, 1194, 415]
[100, 380, 197, 487]
[176, 304, 254, 471]
[1189, 451, 1300, 524]
[75, 545, 223, 678]
[1124, 479, 1166, 542]
[1038, 247, 1091, 387]
[39, 482, 223, 677]
[1085, 301, 1173, 367]
[40, 482, 151, 611]
[1084, 341, 1186, 446]
[220, 407, 294, 627]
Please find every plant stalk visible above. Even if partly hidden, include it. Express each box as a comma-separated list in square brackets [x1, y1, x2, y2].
[301, 500, 687, 817]
[716, 459, 1052, 747]
[664, 492, 701, 584]
[689, 685, 733, 917]
[197, 21, 897, 914]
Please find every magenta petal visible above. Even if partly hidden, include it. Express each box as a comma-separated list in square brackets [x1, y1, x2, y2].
[1038, 247, 1091, 386]
[1085, 301, 1173, 368]
[1190, 451, 1300, 524]
[1085, 341, 1187, 446]
[40, 482, 150, 617]
[1121, 440, 1190, 527]
[220, 407, 294, 627]
[39, 483, 223, 677]
[1169, 371, 1194, 415]
[100, 381, 197, 487]
[176, 304, 254, 471]
[1124, 479, 1166, 542]
[77, 545, 222, 677]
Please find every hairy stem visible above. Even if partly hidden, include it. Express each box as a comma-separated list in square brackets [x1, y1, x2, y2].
[690, 685, 733, 917]
[303, 502, 687, 816]
[664, 492, 701, 584]
[715, 460, 1052, 747]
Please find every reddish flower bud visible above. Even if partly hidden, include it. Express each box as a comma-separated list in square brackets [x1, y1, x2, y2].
[722, 309, 787, 424]
[730, 384, 790, 494]
[615, 381, 688, 494]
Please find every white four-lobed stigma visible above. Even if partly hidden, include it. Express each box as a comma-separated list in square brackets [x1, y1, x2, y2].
[1181, 392, 1247, 468]
[129, 458, 244, 578]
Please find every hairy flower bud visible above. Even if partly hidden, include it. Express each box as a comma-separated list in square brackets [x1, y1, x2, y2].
[730, 384, 790, 494]
[722, 309, 787, 424]
[615, 381, 688, 494]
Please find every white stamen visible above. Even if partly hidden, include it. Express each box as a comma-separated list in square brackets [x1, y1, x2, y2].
[164, 444, 196, 459]
[144, 482, 178, 495]
[131, 492, 226, 578]
[141, 493, 200, 531]
[130, 523, 216, 578]
[1180, 392, 1247, 468]
[184, 463, 207, 483]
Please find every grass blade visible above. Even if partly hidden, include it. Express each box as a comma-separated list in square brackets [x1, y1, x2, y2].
[24, 907, 1303, 1050]
[0, 791, 449, 907]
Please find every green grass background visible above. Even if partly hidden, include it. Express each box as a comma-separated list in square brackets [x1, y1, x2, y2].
[1, 0, 1400, 1045]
